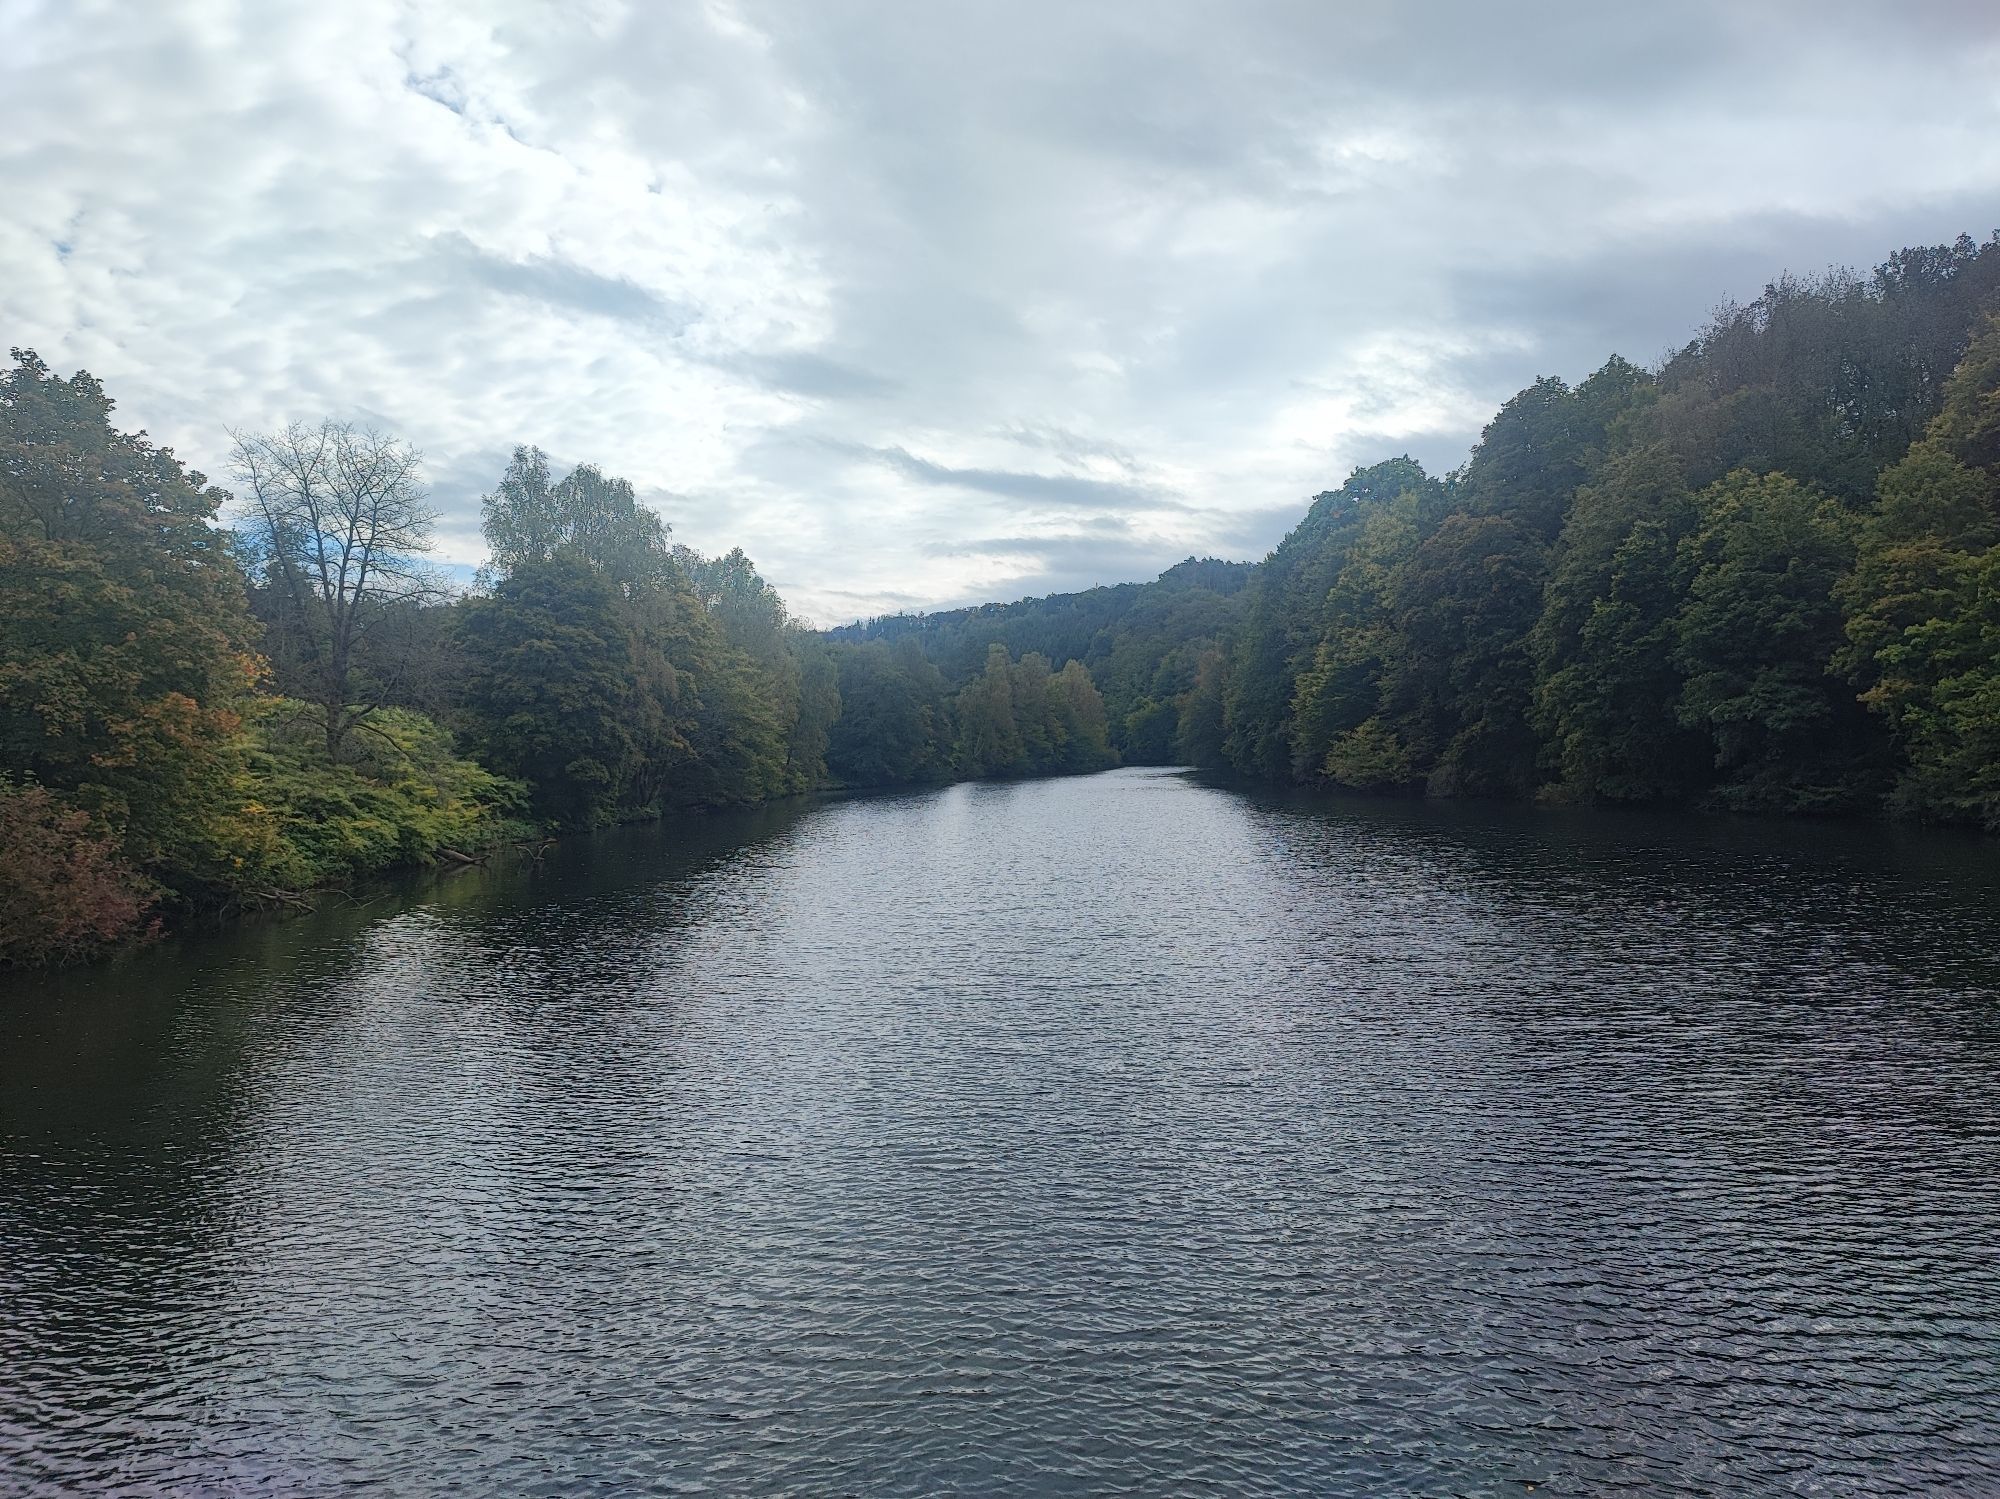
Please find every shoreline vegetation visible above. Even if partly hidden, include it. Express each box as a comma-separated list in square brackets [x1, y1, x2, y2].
[5, 229, 1999, 965]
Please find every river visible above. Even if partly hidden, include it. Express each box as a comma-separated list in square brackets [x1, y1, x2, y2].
[4, 767, 1998, 1495]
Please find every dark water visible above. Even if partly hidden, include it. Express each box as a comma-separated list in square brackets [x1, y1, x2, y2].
[5, 768, 2000, 1496]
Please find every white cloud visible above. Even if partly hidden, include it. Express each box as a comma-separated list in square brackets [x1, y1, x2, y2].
[4, 0, 1999, 622]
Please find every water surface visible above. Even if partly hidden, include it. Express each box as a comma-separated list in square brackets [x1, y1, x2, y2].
[5, 768, 1999, 1494]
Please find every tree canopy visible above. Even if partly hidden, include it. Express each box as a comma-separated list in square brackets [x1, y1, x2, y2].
[10, 227, 2000, 963]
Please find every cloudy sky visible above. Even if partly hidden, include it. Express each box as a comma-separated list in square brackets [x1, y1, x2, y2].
[4, 1, 1998, 622]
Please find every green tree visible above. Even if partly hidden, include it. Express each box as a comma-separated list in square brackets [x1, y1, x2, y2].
[1841, 315, 2000, 826]
[1223, 457, 1436, 778]
[1387, 513, 1547, 796]
[1286, 482, 1423, 779]
[1457, 357, 1651, 540]
[954, 644, 1027, 776]
[676, 546, 818, 797]
[1532, 444, 1706, 801]
[0, 350, 265, 901]
[1323, 717, 1415, 793]
[825, 641, 947, 786]
[1174, 647, 1230, 767]
[458, 556, 643, 828]
[1675, 470, 1885, 811]
[481, 445, 674, 588]
[1048, 659, 1116, 771]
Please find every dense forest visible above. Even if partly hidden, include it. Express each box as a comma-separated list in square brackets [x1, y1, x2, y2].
[828, 555, 1252, 765]
[851, 231, 2000, 826]
[0, 368, 1114, 963]
[5, 229, 1999, 962]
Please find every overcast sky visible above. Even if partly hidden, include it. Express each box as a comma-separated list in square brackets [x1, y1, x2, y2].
[5, 1, 1999, 622]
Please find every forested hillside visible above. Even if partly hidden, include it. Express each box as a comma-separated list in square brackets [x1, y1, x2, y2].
[0, 371, 1113, 963]
[828, 556, 1252, 764]
[834, 232, 2000, 822]
[1212, 233, 2000, 825]
[6, 229, 1997, 963]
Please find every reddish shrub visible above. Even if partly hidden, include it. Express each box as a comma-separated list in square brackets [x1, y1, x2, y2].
[0, 783, 159, 965]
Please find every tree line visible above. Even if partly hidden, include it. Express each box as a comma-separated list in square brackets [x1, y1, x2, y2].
[840, 232, 2000, 827]
[0, 371, 1112, 963]
[1214, 234, 2000, 823]
[6, 227, 1997, 961]
[829, 556, 1251, 766]
[836, 234, 2000, 827]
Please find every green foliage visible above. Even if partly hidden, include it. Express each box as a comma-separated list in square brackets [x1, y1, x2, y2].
[830, 555, 1250, 763]
[825, 641, 949, 786]
[459, 555, 649, 828]
[1532, 445, 1706, 802]
[0, 348, 265, 897]
[953, 644, 1026, 776]
[1645, 237, 2000, 499]
[1121, 697, 1179, 762]
[1389, 513, 1548, 796]
[1842, 315, 2000, 827]
[1285, 484, 1421, 779]
[1225, 457, 1438, 778]
[482, 445, 674, 589]
[950, 646, 1117, 778]
[1322, 718, 1415, 793]
[787, 638, 842, 791]
[243, 700, 529, 888]
[1173, 648, 1230, 767]
[1673, 471, 1884, 812]
[1196, 234, 2000, 826]
[465, 458, 831, 821]
[675, 546, 823, 801]
[1457, 358, 1651, 540]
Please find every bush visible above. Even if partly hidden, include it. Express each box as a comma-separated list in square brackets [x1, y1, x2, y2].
[244, 700, 532, 889]
[0, 781, 159, 965]
[1323, 717, 1416, 793]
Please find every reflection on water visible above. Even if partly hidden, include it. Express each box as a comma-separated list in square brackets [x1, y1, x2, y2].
[4, 769, 1998, 1495]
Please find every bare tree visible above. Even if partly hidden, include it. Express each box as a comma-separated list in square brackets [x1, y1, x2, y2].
[231, 420, 443, 755]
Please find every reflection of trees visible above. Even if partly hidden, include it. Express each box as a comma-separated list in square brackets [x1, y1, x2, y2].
[1235, 780, 2000, 990]
[0, 792, 825, 1485]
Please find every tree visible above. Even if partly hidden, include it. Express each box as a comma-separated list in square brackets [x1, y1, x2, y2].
[0, 350, 264, 894]
[458, 556, 643, 828]
[1223, 457, 1436, 778]
[824, 554, 1252, 764]
[676, 545, 819, 796]
[1322, 718, 1415, 792]
[787, 639, 842, 790]
[481, 445, 674, 588]
[1841, 315, 2000, 826]
[233, 420, 441, 755]
[955, 644, 1026, 776]
[1173, 647, 1230, 767]
[1049, 659, 1116, 772]
[1532, 444, 1706, 802]
[1387, 513, 1548, 796]
[825, 641, 947, 786]
[1675, 470, 1885, 811]
[1286, 483, 1422, 779]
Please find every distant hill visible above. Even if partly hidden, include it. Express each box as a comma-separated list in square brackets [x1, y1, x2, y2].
[826, 556, 1255, 761]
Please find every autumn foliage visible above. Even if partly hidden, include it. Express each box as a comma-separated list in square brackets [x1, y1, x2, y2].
[0, 782, 158, 963]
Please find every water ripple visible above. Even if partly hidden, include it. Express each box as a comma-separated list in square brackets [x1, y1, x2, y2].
[3, 770, 1998, 1495]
